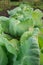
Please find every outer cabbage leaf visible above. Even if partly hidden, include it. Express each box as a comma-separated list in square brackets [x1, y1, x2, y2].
[40, 49, 43, 65]
[0, 46, 8, 65]
[38, 35, 43, 49]
[0, 35, 7, 46]
[0, 16, 9, 33]
[5, 39, 19, 55]
[20, 28, 40, 65]
[0, 34, 19, 55]
[9, 19, 34, 37]
[8, 4, 33, 22]
[7, 39, 19, 65]
[9, 19, 20, 36]
[2, 33, 13, 40]
[7, 7, 22, 16]
[32, 9, 42, 27]
[0, 24, 3, 34]
[40, 53, 43, 65]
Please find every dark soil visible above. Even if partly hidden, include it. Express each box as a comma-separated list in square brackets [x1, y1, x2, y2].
[0, 6, 18, 17]
[0, 10, 9, 17]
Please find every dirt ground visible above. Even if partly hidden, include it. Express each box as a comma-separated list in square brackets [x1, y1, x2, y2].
[0, 6, 18, 17]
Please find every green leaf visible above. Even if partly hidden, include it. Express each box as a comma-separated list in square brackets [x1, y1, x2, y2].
[0, 46, 8, 65]
[0, 35, 7, 46]
[20, 28, 40, 65]
[2, 33, 13, 41]
[5, 39, 19, 55]
[0, 16, 9, 33]
[7, 7, 22, 16]
[40, 51, 43, 65]
[32, 9, 42, 27]
[9, 18, 34, 37]
[38, 34, 43, 49]
[9, 19, 20, 36]
[7, 39, 19, 65]
[10, 39, 19, 55]
[0, 35, 19, 55]
[7, 52, 14, 65]
[0, 24, 3, 34]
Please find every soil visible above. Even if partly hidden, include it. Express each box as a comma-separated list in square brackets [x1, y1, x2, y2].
[0, 6, 18, 17]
